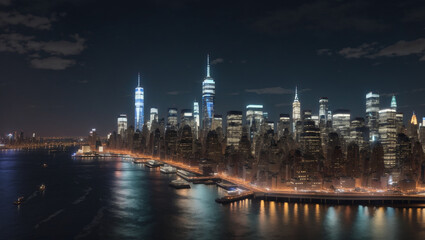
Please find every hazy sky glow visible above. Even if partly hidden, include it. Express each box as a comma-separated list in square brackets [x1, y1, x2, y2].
[0, 0, 425, 136]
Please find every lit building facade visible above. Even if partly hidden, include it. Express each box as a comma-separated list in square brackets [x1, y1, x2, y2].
[246, 104, 263, 141]
[212, 114, 223, 131]
[292, 86, 301, 134]
[226, 111, 243, 149]
[148, 107, 158, 130]
[135, 73, 144, 131]
[332, 109, 351, 142]
[319, 97, 329, 124]
[366, 92, 380, 142]
[181, 109, 195, 132]
[277, 114, 290, 138]
[167, 108, 178, 129]
[350, 117, 369, 149]
[202, 54, 215, 130]
[193, 101, 200, 138]
[379, 108, 397, 168]
[117, 114, 127, 136]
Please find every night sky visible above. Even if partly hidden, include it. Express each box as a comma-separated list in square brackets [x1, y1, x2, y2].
[1, 0, 425, 137]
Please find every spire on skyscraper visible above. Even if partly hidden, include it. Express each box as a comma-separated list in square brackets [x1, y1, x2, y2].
[391, 95, 397, 109]
[138, 72, 141, 87]
[411, 112, 417, 125]
[294, 86, 299, 102]
[206, 54, 210, 77]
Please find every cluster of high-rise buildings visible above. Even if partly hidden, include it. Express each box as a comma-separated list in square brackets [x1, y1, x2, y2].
[105, 55, 425, 192]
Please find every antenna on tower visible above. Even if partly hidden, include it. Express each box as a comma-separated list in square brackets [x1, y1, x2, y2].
[207, 54, 210, 77]
[138, 72, 140, 87]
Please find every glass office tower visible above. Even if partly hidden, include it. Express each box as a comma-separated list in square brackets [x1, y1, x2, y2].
[292, 86, 301, 134]
[366, 92, 380, 142]
[202, 54, 215, 131]
[135, 73, 144, 131]
[117, 114, 128, 136]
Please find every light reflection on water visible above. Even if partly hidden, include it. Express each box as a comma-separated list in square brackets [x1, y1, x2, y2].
[1, 150, 425, 239]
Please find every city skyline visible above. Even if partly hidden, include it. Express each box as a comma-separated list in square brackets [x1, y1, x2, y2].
[1, 0, 425, 137]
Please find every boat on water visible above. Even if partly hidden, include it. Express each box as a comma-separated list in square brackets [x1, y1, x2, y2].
[39, 184, 46, 191]
[160, 165, 177, 174]
[13, 196, 25, 205]
[146, 160, 164, 168]
[169, 179, 191, 189]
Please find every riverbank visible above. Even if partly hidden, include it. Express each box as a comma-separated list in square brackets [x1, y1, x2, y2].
[105, 150, 425, 206]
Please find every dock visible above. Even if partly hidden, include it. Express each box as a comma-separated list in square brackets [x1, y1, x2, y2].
[216, 191, 254, 204]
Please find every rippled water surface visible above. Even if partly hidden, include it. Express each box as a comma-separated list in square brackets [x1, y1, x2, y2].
[1, 149, 425, 240]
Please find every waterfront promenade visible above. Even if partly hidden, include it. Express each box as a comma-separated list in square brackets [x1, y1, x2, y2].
[105, 150, 425, 206]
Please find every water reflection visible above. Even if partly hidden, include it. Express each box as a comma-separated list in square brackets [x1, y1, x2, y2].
[2, 151, 425, 240]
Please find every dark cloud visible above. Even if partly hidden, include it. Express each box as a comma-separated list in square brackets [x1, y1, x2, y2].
[245, 87, 293, 95]
[374, 38, 425, 58]
[0, 33, 34, 53]
[27, 34, 86, 56]
[30, 57, 76, 70]
[253, 1, 388, 33]
[0, 0, 11, 6]
[0, 33, 85, 69]
[331, 39, 425, 61]
[211, 58, 224, 64]
[0, 11, 54, 30]
[338, 43, 377, 59]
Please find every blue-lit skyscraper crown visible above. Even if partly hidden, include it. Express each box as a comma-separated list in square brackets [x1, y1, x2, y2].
[135, 72, 144, 131]
[202, 54, 215, 130]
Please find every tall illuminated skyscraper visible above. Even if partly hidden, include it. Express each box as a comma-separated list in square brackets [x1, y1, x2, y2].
[366, 92, 380, 142]
[246, 104, 263, 141]
[202, 54, 215, 131]
[379, 108, 397, 168]
[319, 97, 328, 124]
[167, 108, 178, 130]
[117, 114, 128, 136]
[332, 109, 351, 142]
[292, 86, 301, 134]
[226, 111, 243, 149]
[135, 73, 144, 131]
[193, 101, 200, 139]
[148, 107, 158, 130]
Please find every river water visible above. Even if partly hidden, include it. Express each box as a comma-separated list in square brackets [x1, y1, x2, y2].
[1, 149, 425, 240]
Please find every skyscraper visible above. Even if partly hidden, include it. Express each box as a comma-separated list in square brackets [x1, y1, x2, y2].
[135, 73, 144, 131]
[193, 100, 200, 139]
[148, 107, 158, 130]
[202, 54, 215, 131]
[292, 86, 301, 134]
[117, 114, 127, 136]
[246, 104, 263, 141]
[277, 114, 290, 138]
[180, 109, 194, 130]
[212, 114, 223, 131]
[379, 108, 397, 168]
[319, 97, 329, 123]
[366, 92, 380, 142]
[226, 111, 243, 149]
[167, 108, 178, 130]
[332, 109, 351, 142]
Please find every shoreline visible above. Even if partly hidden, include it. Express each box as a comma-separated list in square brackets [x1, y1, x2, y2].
[94, 149, 425, 207]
